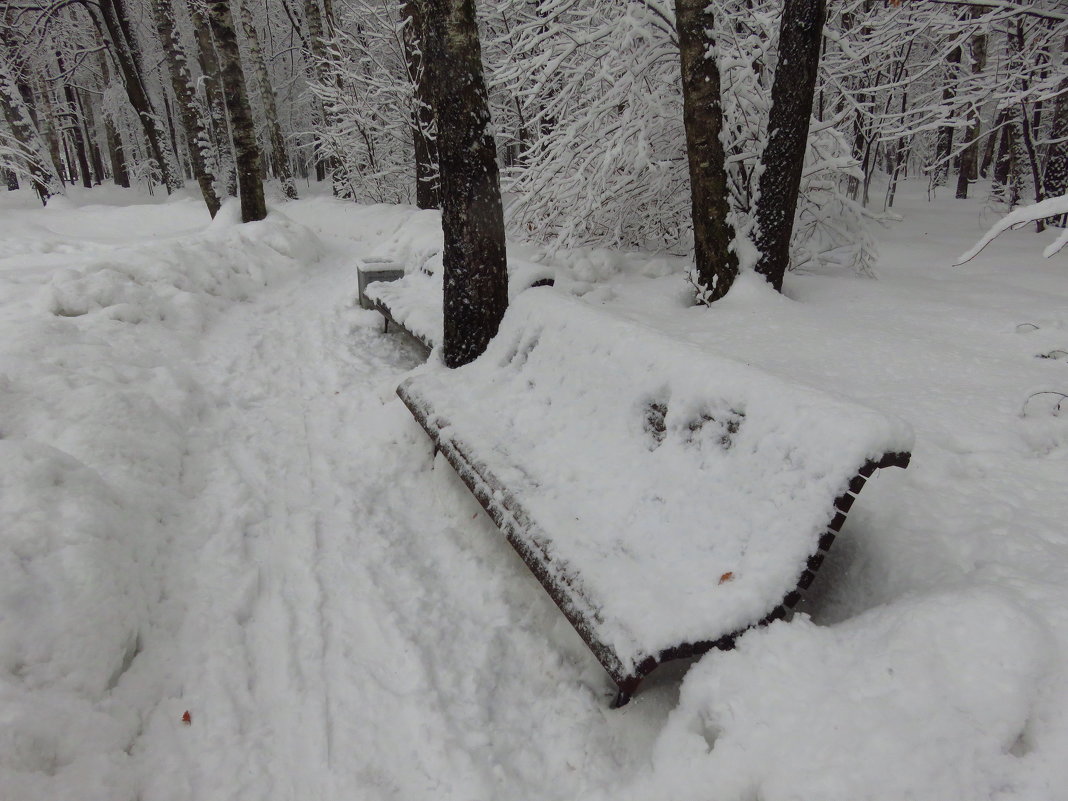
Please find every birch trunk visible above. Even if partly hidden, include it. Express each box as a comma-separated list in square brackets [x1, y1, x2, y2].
[208, 0, 266, 222]
[153, 0, 222, 216]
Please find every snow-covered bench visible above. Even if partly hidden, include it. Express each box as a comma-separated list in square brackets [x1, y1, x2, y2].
[359, 256, 552, 353]
[397, 289, 913, 706]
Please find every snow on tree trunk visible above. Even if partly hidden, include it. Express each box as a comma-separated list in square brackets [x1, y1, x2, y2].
[423, 0, 508, 368]
[191, 5, 237, 198]
[675, 0, 738, 304]
[154, 0, 222, 217]
[208, 0, 266, 223]
[754, 0, 827, 292]
[238, 0, 297, 200]
[401, 0, 440, 210]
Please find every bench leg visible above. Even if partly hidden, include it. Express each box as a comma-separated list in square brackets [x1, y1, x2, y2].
[611, 689, 632, 709]
[383, 316, 389, 334]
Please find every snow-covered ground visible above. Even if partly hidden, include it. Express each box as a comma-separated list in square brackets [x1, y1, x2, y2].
[1, 182, 1066, 801]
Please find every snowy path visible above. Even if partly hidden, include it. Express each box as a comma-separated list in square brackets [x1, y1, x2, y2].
[143, 238, 656, 800]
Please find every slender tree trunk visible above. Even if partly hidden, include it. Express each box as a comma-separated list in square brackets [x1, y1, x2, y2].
[1042, 69, 1067, 226]
[34, 80, 68, 185]
[955, 25, 986, 199]
[980, 108, 1007, 177]
[153, 0, 222, 216]
[208, 0, 266, 222]
[304, 0, 341, 189]
[93, 0, 182, 192]
[753, 0, 827, 291]
[675, 0, 738, 304]
[423, 0, 508, 368]
[932, 45, 960, 189]
[238, 0, 297, 199]
[79, 88, 105, 184]
[56, 52, 93, 188]
[992, 116, 1019, 205]
[4, 169, 18, 190]
[401, 0, 440, 209]
[191, 5, 236, 197]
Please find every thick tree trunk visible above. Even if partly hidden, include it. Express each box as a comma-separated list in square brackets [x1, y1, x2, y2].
[94, 0, 182, 192]
[401, 0, 440, 209]
[753, 0, 826, 291]
[153, 0, 222, 216]
[423, 0, 508, 368]
[238, 0, 297, 199]
[675, 0, 738, 304]
[208, 0, 266, 222]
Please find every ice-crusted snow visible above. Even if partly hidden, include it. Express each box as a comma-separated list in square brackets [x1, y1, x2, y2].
[402, 289, 913, 670]
[1, 183, 1068, 801]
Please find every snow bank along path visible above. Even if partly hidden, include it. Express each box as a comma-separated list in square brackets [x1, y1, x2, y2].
[2, 186, 1068, 801]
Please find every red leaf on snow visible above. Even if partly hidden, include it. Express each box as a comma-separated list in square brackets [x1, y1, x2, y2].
[181, 711, 192, 725]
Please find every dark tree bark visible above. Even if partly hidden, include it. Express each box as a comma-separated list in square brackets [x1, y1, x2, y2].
[153, 0, 222, 216]
[208, 0, 266, 222]
[4, 169, 18, 191]
[955, 25, 986, 199]
[423, 0, 508, 368]
[753, 0, 827, 291]
[239, 0, 297, 199]
[675, 0, 738, 304]
[93, 0, 182, 192]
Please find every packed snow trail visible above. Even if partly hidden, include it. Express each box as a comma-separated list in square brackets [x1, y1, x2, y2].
[138, 223, 661, 801]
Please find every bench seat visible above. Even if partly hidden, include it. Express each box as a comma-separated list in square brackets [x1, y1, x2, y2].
[397, 289, 913, 704]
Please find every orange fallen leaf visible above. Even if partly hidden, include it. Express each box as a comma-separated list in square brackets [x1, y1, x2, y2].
[719, 571, 734, 584]
[181, 711, 192, 725]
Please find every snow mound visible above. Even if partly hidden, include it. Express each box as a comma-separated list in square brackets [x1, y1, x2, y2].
[641, 588, 1051, 801]
[46, 208, 321, 333]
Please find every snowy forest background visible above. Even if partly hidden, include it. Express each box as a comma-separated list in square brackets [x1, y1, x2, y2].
[2, 0, 1066, 268]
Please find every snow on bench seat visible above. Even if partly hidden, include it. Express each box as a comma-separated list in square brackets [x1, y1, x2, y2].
[362, 259, 553, 353]
[397, 289, 913, 704]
